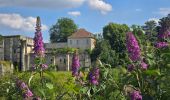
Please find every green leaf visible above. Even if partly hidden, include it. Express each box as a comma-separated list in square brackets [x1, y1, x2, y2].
[80, 87, 88, 94]
[147, 54, 153, 58]
[143, 69, 161, 76]
[38, 88, 46, 98]
[46, 83, 54, 89]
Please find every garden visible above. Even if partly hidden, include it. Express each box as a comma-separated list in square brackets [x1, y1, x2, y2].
[0, 14, 170, 100]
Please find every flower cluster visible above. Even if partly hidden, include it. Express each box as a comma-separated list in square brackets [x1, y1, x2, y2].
[33, 16, 45, 57]
[140, 61, 148, 70]
[89, 67, 100, 85]
[41, 64, 48, 70]
[16, 80, 33, 98]
[155, 42, 169, 48]
[71, 50, 80, 76]
[126, 32, 141, 61]
[127, 64, 135, 72]
[130, 90, 142, 100]
[158, 31, 170, 39]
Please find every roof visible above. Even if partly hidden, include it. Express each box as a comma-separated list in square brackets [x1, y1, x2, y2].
[68, 29, 94, 38]
[3, 35, 33, 39]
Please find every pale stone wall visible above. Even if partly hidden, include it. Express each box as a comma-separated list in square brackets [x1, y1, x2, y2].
[27, 52, 91, 71]
[90, 38, 96, 50]
[2, 34, 93, 72]
[68, 38, 91, 50]
[0, 39, 4, 60]
[3, 35, 34, 71]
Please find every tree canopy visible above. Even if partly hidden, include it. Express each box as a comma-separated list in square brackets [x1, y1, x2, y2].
[49, 17, 78, 43]
[102, 23, 129, 65]
[158, 15, 170, 34]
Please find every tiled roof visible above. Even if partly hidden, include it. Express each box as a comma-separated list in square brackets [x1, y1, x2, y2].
[68, 29, 94, 38]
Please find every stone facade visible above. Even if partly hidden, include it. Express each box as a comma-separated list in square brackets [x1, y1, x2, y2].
[0, 29, 95, 71]
[68, 29, 96, 50]
[2, 35, 34, 71]
[0, 39, 4, 60]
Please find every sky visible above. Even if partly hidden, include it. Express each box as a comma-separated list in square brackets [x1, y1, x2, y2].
[0, 0, 170, 42]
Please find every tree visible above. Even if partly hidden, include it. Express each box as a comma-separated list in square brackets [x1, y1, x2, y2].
[155, 14, 170, 43]
[143, 20, 157, 42]
[131, 25, 145, 44]
[49, 17, 78, 43]
[91, 39, 119, 66]
[102, 23, 129, 65]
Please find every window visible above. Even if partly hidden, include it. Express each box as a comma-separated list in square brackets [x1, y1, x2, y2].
[86, 39, 89, 45]
[76, 40, 78, 45]
[60, 59, 62, 63]
[14, 49, 17, 54]
[70, 40, 72, 45]
[64, 58, 66, 64]
[51, 58, 53, 62]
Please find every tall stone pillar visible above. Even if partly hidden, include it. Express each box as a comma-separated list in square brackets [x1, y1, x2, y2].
[66, 53, 70, 71]
[20, 40, 26, 71]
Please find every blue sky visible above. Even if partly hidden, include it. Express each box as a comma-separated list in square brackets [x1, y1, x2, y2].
[0, 0, 170, 42]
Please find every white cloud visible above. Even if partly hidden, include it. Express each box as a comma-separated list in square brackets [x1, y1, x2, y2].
[158, 8, 170, 16]
[0, 0, 85, 9]
[68, 11, 81, 17]
[88, 0, 112, 14]
[0, 13, 48, 32]
[135, 9, 142, 12]
[148, 18, 160, 25]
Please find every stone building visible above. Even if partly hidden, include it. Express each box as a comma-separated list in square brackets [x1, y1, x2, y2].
[39, 29, 94, 71]
[68, 29, 96, 50]
[1, 35, 34, 71]
[0, 29, 95, 71]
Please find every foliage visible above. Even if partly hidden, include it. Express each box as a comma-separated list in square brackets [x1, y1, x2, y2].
[103, 23, 130, 65]
[91, 39, 120, 66]
[0, 72, 73, 100]
[51, 47, 76, 54]
[1, 15, 170, 100]
[143, 20, 158, 43]
[158, 15, 170, 34]
[49, 17, 78, 43]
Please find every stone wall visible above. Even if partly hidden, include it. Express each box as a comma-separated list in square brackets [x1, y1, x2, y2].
[0, 39, 4, 60]
[3, 35, 34, 71]
[26, 52, 91, 71]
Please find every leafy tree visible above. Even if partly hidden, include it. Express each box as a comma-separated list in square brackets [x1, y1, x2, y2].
[158, 14, 170, 33]
[131, 25, 145, 44]
[49, 17, 78, 43]
[102, 23, 130, 65]
[91, 38, 122, 66]
[143, 20, 157, 42]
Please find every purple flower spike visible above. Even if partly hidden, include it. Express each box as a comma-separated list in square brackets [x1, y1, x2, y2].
[155, 42, 169, 48]
[130, 90, 142, 100]
[126, 32, 141, 61]
[16, 79, 34, 98]
[89, 67, 100, 85]
[33, 17, 45, 57]
[71, 50, 80, 76]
